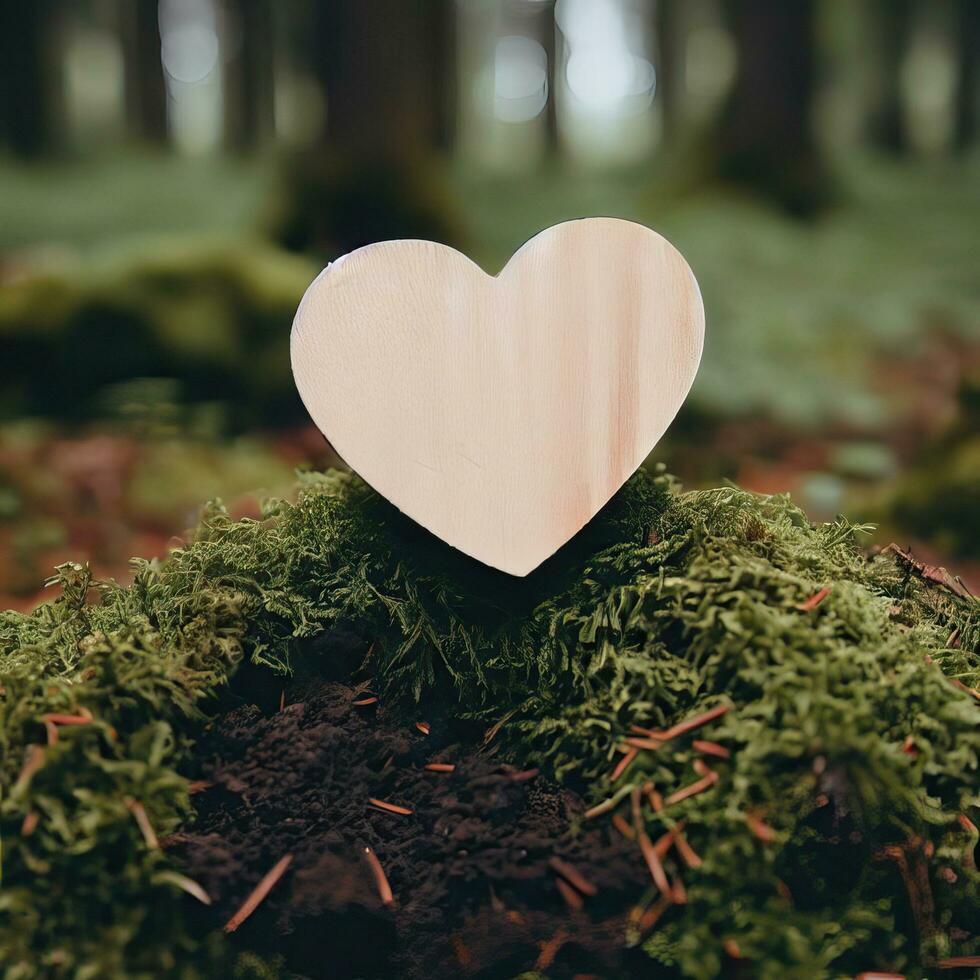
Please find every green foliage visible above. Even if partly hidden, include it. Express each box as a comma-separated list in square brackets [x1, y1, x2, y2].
[881, 375, 980, 560]
[0, 240, 316, 426]
[1, 468, 977, 977]
[0, 155, 266, 251]
[457, 158, 980, 429]
[0, 559, 246, 977]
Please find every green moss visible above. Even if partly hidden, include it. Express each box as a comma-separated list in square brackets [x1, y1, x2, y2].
[1, 468, 977, 977]
[882, 375, 980, 560]
[0, 240, 316, 427]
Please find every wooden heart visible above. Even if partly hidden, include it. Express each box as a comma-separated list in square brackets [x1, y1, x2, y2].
[291, 218, 704, 576]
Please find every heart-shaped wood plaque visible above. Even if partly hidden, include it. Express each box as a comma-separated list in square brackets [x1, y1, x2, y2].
[291, 218, 704, 576]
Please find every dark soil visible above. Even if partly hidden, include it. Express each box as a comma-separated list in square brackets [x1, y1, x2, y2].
[170, 645, 653, 979]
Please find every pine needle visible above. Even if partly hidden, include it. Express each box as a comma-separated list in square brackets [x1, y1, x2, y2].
[223, 854, 294, 933]
[362, 846, 393, 906]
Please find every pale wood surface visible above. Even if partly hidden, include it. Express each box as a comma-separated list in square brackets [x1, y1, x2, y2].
[291, 217, 704, 576]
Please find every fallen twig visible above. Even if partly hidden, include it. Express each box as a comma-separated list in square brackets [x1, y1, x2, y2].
[883, 544, 973, 599]
[950, 678, 980, 702]
[630, 724, 665, 739]
[652, 827, 676, 860]
[638, 829, 671, 894]
[13, 745, 46, 794]
[624, 736, 666, 751]
[224, 854, 294, 932]
[873, 837, 937, 943]
[635, 892, 672, 933]
[40, 713, 92, 726]
[796, 586, 831, 611]
[548, 856, 598, 897]
[723, 938, 743, 959]
[612, 813, 635, 840]
[672, 874, 687, 904]
[362, 846, 393, 905]
[368, 797, 413, 816]
[554, 875, 584, 910]
[482, 706, 519, 744]
[665, 772, 719, 806]
[610, 747, 638, 781]
[957, 814, 977, 870]
[662, 704, 731, 741]
[535, 928, 569, 970]
[673, 824, 702, 868]
[692, 739, 730, 759]
[745, 811, 777, 843]
[645, 783, 665, 813]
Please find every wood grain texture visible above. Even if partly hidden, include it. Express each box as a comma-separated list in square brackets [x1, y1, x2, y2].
[291, 217, 704, 576]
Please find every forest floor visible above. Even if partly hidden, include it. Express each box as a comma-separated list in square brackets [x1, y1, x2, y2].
[1, 413, 975, 612]
[0, 153, 977, 607]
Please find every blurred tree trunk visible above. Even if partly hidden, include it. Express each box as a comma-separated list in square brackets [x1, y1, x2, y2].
[121, 0, 168, 144]
[0, 0, 64, 157]
[654, 0, 679, 132]
[224, 0, 276, 150]
[431, 0, 458, 151]
[868, 0, 912, 154]
[276, 1, 459, 256]
[312, 0, 455, 159]
[711, 0, 827, 215]
[532, 1, 559, 150]
[953, 0, 979, 151]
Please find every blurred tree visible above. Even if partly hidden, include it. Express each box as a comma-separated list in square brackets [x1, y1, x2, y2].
[529, 0, 559, 150]
[272, 0, 460, 256]
[224, 0, 276, 151]
[121, 0, 168, 144]
[312, 0, 455, 157]
[654, 0, 680, 132]
[432, 0, 458, 152]
[867, 0, 912, 154]
[0, 0, 65, 157]
[953, 0, 979, 151]
[710, 0, 829, 215]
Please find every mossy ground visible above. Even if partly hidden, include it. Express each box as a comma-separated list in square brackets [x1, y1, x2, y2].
[1, 467, 977, 978]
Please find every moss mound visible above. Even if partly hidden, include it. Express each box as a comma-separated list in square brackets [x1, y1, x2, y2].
[884, 375, 980, 561]
[0, 241, 315, 427]
[1, 468, 977, 978]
